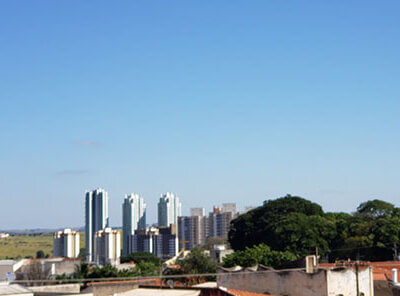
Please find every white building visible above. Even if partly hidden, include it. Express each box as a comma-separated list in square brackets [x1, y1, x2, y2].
[53, 229, 80, 258]
[158, 192, 182, 227]
[220, 203, 237, 214]
[190, 208, 205, 217]
[0, 233, 10, 239]
[94, 227, 121, 266]
[122, 194, 146, 256]
[85, 188, 109, 262]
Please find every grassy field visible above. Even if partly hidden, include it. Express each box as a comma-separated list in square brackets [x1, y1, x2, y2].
[0, 233, 85, 259]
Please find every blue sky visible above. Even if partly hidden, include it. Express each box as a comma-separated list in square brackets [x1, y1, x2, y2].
[1, 1, 400, 229]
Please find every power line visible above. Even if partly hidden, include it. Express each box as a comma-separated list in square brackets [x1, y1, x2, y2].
[11, 268, 305, 284]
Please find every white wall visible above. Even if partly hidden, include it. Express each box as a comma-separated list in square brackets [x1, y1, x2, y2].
[327, 267, 374, 296]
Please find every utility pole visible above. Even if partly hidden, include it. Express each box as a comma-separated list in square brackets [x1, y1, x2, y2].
[355, 261, 360, 296]
[394, 242, 398, 261]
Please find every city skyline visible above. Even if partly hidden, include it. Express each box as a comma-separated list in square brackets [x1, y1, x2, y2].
[1, 1, 400, 229]
[89, 188, 246, 229]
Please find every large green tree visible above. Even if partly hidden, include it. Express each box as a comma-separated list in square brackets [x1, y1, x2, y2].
[229, 195, 400, 262]
[356, 199, 396, 218]
[228, 195, 331, 257]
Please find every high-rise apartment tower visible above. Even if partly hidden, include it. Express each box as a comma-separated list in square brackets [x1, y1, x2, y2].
[122, 193, 146, 255]
[158, 192, 182, 227]
[85, 188, 109, 262]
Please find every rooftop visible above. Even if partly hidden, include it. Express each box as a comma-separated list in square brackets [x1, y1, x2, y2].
[320, 261, 400, 281]
[0, 260, 16, 266]
[114, 288, 200, 296]
[0, 284, 33, 295]
[226, 287, 275, 296]
[192, 282, 218, 288]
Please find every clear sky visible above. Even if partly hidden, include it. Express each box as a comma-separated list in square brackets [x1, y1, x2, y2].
[1, 1, 400, 229]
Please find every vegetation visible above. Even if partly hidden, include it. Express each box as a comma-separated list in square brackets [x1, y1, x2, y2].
[36, 250, 45, 258]
[120, 252, 162, 276]
[121, 251, 161, 265]
[0, 235, 53, 259]
[0, 233, 85, 259]
[201, 237, 229, 250]
[223, 243, 297, 268]
[177, 248, 218, 275]
[164, 248, 218, 285]
[57, 259, 160, 281]
[57, 263, 138, 280]
[228, 195, 400, 262]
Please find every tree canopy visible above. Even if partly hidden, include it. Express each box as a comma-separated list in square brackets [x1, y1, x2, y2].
[223, 244, 297, 268]
[356, 199, 395, 218]
[164, 248, 218, 285]
[228, 195, 400, 262]
[120, 252, 161, 265]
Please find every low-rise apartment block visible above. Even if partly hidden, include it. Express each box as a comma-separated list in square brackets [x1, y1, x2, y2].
[94, 227, 121, 266]
[131, 225, 178, 259]
[53, 229, 80, 258]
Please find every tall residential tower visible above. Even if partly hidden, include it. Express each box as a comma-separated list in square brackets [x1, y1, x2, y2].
[85, 188, 109, 262]
[158, 192, 182, 227]
[122, 193, 146, 255]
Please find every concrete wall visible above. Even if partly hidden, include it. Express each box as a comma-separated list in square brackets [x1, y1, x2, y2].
[326, 267, 374, 296]
[217, 268, 328, 296]
[393, 285, 400, 296]
[0, 264, 14, 279]
[218, 267, 374, 296]
[29, 283, 81, 293]
[53, 260, 81, 275]
[91, 283, 139, 296]
[0, 259, 27, 279]
[374, 280, 392, 296]
[17, 259, 80, 279]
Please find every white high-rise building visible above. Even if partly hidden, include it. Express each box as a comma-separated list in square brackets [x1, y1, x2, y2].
[53, 229, 80, 258]
[93, 227, 121, 266]
[85, 188, 109, 262]
[122, 193, 146, 256]
[190, 207, 205, 217]
[158, 192, 182, 227]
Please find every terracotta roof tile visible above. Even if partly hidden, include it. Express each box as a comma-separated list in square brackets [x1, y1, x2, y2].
[320, 261, 400, 282]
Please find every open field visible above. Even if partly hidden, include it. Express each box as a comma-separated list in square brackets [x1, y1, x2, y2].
[0, 233, 85, 259]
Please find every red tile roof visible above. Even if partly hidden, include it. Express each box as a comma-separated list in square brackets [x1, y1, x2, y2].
[319, 261, 400, 282]
[368, 261, 400, 281]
